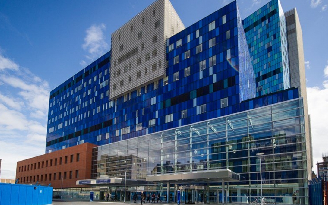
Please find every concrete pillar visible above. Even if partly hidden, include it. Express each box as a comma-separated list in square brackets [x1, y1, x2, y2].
[222, 180, 225, 203]
[237, 188, 241, 202]
[167, 182, 170, 203]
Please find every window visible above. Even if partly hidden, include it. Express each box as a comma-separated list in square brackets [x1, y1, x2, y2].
[113, 84, 117, 90]
[151, 96, 156, 105]
[152, 35, 157, 43]
[76, 153, 80, 162]
[137, 71, 141, 79]
[209, 37, 216, 48]
[163, 76, 168, 86]
[59, 157, 62, 165]
[222, 15, 226, 24]
[122, 126, 130, 135]
[137, 58, 141, 65]
[227, 49, 231, 59]
[196, 44, 202, 54]
[70, 155, 73, 163]
[136, 123, 142, 131]
[165, 114, 173, 123]
[120, 80, 124, 87]
[145, 53, 150, 61]
[75, 170, 79, 178]
[181, 109, 187, 118]
[174, 56, 179, 65]
[65, 156, 68, 164]
[130, 25, 133, 32]
[149, 119, 156, 127]
[155, 20, 160, 29]
[184, 50, 190, 59]
[129, 76, 132, 83]
[49, 174, 52, 181]
[209, 21, 215, 31]
[154, 81, 158, 89]
[173, 71, 179, 82]
[152, 49, 157, 57]
[226, 30, 230, 40]
[97, 135, 101, 141]
[138, 31, 142, 39]
[69, 171, 72, 179]
[196, 30, 199, 38]
[199, 60, 206, 71]
[168, 44, 174, 52]
[55, 158, 57, 166]
[119, 44, 124, 52]
[116, 130, 120, 137]
[209, 56, 216, 67]
[64, 172, 67, 179]
[200, 104, 207, 114]
[176, 39, 182, 48]
[221, 97, 228, 108]
[152, 63, 157, 71]
[54, 173, 57, 180]
[59, 172, 61, 180]
[184, 67, 190, 77]
[141, 43, 144, 50]
[187, 34, 191, 43]
[153, 9, 156, 16]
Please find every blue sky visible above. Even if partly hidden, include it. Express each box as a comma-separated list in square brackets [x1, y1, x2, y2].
[0, 0, 327, 179]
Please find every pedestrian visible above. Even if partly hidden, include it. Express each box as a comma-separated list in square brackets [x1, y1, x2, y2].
[152, 193, 155, 203]
[106, 193, 109, 201]
[157, 193, 161, 203]
[147, 194, 150, 203]
[133, 193, 137, 203]
[141, 192, 144, 205]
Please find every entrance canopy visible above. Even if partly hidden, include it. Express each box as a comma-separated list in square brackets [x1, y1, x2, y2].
[76, 178, 123, 185]
[146, 169, 240, 183]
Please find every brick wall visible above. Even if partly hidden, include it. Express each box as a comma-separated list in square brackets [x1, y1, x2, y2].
[16, 143, 97, 188]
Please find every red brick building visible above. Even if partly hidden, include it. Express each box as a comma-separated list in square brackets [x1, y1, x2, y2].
[16, 143, 96, 188]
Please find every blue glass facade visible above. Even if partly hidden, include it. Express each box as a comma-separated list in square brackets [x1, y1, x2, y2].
[46, 0, 298, 153]
[243, 0, 290, 97]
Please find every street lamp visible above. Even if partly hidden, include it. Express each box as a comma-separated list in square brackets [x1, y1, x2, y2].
[256, 153, 264, 205]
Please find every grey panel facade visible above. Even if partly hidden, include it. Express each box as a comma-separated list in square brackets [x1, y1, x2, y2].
[110, 0, 184, 99]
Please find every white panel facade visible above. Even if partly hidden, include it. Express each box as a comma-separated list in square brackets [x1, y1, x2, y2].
[285, 8, 312, 180]
[110, 0, 184, 99]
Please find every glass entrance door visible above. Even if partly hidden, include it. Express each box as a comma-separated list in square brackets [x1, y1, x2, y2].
[185, 189, 196, 204]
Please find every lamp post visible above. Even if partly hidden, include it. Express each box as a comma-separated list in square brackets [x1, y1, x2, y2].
[256, 153, 264, 205]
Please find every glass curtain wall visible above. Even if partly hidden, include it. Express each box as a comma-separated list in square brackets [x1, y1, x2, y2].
[96, 98, 308, 204]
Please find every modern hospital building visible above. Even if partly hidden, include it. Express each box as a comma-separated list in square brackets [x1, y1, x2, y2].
[16, 0, 312, 203]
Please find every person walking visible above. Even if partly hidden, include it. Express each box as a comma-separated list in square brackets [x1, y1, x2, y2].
[152, 193, 155, 203]
[157, 193, 161, 203]
[147, 194, 151, 203]
[141, 192, 145, 205]
[133, 193, 137, 203]
[106, 193, 109, 202]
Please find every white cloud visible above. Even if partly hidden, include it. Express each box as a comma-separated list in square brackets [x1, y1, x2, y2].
[307, 83, 328, 173]
[324, 62, 328, 77]
[322, 5, 328, 11]
[305, 61, 310, 69]
[252, 0, 261, 5]
[0, 93, 24, 110]
[0, 53, 49, 179]
[0, 55, 19, 71]
[311, 0, 322, 8]
[82, 24, 109, 61]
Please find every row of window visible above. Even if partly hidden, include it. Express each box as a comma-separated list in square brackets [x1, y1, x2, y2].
[168, 16, 227, 52]
[18, 153, 80, 172]
[19, 170, 79, 183]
